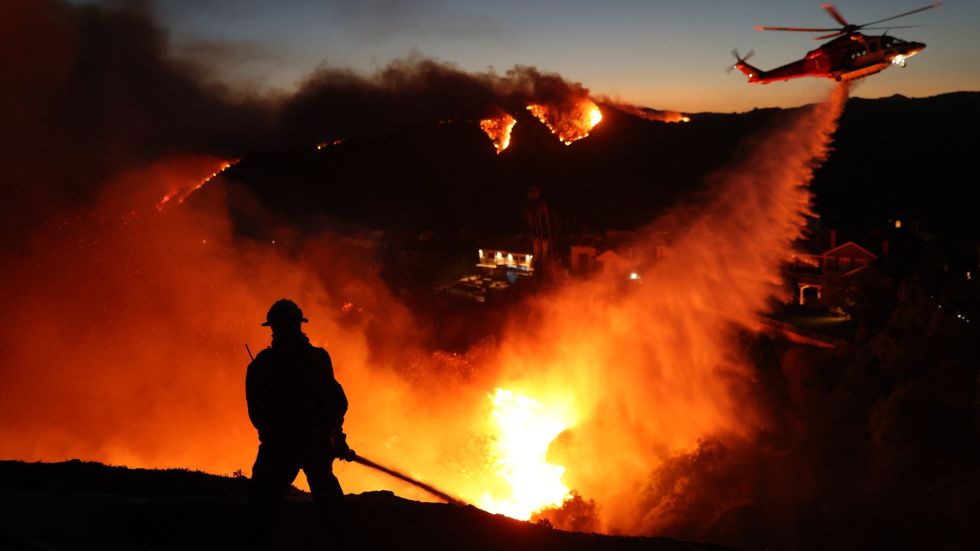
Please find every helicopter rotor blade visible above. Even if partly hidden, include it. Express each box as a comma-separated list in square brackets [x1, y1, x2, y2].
[815, 31, 845, 40]
[860, 2, 942, 28]
[755, 25, 841, 32]
[861, 25, 922, 30]
[756, 2, 939, 40]
[820, 4, 850, 27]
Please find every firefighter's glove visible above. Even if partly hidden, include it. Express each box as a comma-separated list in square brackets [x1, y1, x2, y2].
[334, 429, 357, 462]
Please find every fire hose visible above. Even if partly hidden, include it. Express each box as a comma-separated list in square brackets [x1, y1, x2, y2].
[347, 453, 468, 507]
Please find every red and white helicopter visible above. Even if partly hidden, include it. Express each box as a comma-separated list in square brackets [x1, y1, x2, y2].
[731, 2, 941, 84]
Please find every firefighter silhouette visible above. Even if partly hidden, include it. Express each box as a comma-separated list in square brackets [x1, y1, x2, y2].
[246, 299, 355, 549]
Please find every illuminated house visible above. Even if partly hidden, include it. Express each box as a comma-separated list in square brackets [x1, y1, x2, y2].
[789, 241, 880, 305]
[477, 248, 534, 280]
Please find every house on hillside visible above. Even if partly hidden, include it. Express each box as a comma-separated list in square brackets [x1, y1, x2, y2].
[476, 247, 534, 280]
[789, 239, 888, 306]
[570, 235, 602, 274]
[569, 230, 666, 277]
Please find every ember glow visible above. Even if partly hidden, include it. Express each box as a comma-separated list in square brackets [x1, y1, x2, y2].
[479, 114, 517, 154]
[606, 103, 691, 124]
[527, 98, 603, 145]
[479, 388, 576, 519]
[316, 139, 346, 150]
[156, 159, 238, 212]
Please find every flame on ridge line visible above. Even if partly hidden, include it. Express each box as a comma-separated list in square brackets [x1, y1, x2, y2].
[480, 99, 603, 153]
[156, 159, 239, 212]
[527, 99, 603, 146]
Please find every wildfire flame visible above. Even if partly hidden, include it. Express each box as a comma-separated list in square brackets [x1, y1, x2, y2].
[607, 103, 691, 124]
[316, 139, 346, 151]
[156, 159, 238, 212]
[527, 99, 602, 145]
[479, 114, 517, 154]
[479, 388, 575, 520]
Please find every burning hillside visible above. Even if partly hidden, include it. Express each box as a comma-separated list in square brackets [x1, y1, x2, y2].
[605, 102, 691, 123]
[480, 113, 517, 153]
[3, 2, 978, 551]
[156, 159, 239, 211]
[0, 76, 847, 534]
[526, 99, 604, 145]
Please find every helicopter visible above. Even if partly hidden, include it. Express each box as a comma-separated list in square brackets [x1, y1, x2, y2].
[731, 2, 941, 84]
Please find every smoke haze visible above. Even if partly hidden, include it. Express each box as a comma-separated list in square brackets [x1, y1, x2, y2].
[3, 2, 977, 550]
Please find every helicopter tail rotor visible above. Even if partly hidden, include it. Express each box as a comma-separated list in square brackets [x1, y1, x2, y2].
[727, 49, 755, 73]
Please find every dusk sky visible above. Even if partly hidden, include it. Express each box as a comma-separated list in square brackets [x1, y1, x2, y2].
[120, 1, 980, 113]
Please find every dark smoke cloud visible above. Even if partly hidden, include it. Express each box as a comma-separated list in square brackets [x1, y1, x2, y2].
[0, 0, 593, 237]
[280, 57, 593, 146]
[0, 0, 272, 244]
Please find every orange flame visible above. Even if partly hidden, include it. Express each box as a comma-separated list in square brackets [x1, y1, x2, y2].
[527, 98, 602, 145]
[156, 159, 238, 212]
[479, 114, 517, 154]
[607, 103, 691, 124]
[316, 139, 346, 151]
[478, 388, 576, 519]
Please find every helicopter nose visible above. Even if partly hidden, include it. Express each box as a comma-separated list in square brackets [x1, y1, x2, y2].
[899, 42, 926, 57]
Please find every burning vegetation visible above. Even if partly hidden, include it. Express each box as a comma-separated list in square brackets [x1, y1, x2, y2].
[480, 98, 604, 154]
[479, 388, 576, 519]
[526, 99, 604, 145]
[156, 159, 238, 212]
[606, 102, 691, 123]
[479, 114, 517, 154]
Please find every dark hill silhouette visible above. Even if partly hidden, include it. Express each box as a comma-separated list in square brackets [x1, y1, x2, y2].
[0, 460, 730, 551]
[813, 91, 980, 240]
[221, 92, 979, 241]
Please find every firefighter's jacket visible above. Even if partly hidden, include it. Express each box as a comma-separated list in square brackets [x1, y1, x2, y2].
[246, 335, 348, 447]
